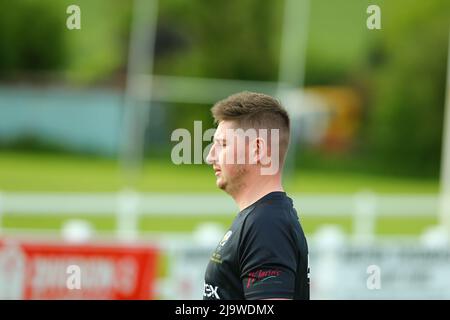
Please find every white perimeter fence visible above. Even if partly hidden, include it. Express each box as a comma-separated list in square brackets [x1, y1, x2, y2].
[0, 191, 440, 239]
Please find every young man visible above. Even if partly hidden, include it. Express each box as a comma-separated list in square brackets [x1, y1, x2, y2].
[203, 91, 310, 300]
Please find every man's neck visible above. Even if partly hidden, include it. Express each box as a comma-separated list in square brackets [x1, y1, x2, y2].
[231, 175, 284, 211]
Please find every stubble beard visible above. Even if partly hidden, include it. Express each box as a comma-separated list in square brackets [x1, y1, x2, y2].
[217, 165, 247, 197]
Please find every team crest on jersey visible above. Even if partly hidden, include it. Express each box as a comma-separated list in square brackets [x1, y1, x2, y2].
[219, 230, 232, 247]
[211, 230, 233, 262]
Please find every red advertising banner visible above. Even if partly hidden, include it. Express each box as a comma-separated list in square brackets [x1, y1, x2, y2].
[0, 238, 159, 300]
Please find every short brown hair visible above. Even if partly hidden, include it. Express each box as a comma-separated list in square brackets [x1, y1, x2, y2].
[211, 91, 290, 163]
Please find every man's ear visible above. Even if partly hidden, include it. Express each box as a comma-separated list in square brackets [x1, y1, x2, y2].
[254, 137, 268, 165]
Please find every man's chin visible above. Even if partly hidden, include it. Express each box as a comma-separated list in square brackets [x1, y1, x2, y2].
[216, 177, 227, 190]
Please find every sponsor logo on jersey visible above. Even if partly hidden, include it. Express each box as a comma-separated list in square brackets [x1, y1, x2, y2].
[203, 282, 220, 299]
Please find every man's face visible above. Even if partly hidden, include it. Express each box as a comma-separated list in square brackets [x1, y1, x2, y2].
[206, 121, 248, 194]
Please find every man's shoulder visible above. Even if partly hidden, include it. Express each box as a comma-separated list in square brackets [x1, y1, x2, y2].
[243, 195, 295, 231]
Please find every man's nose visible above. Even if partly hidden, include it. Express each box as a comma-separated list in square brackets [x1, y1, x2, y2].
[206, 144, 216, 165]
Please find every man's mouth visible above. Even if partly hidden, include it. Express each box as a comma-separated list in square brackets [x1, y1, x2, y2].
[214, 168, 221, 176]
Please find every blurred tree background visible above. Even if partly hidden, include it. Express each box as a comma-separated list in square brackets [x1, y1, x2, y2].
[0, 0, 449, 178]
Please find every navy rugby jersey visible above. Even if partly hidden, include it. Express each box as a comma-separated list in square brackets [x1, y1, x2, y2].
[203, 191, 309, 300]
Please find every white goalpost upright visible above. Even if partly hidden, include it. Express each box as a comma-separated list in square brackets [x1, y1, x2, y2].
[121, 0, 159, 189]
[439, 27, 450, 235]
[277, 0, 310, 177]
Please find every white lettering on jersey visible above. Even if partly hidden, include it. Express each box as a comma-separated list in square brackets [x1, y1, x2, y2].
[203, 282, 220, 299]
